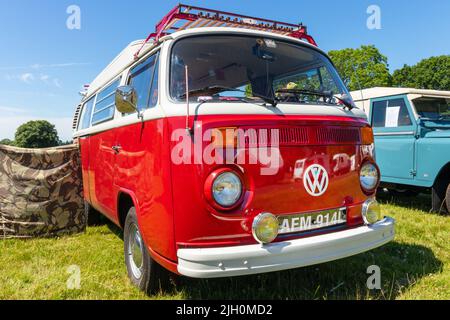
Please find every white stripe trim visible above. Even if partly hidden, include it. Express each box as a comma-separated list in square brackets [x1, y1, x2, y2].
[73, 102, 367, 138]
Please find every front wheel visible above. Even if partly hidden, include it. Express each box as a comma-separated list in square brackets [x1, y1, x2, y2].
[124, 207, 169, 294]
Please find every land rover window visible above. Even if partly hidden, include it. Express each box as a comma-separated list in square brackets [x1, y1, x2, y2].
[372, 98, 412, 128]
[413, 97, 450, 120]
[91, 78, 121, 125]
[128, 52, 159, 111]
[79, 96, 95, 130]
[170, 35, 348, 104]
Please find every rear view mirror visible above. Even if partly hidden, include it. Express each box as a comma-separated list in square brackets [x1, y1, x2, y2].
[253, 45, 276, 62]
[115, 86, 138, 114]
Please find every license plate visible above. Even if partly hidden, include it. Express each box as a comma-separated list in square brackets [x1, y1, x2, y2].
[278, 208, 347, 235]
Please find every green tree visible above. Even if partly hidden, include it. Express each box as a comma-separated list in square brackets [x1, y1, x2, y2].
[14, 120, 60, 148]
[59, 140, 73, 146]
[0, 138, 14, 146]
[328, 45, 392, 91]
[392, 55, 450, 90]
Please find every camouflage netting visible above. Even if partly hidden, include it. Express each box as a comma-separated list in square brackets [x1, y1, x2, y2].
[0, 144, 86, 239]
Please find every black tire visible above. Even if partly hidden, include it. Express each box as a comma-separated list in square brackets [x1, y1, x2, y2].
[446, 183, 450, 214]
[84, 201, 102, 226]
[123, 207, 169, 295]
[431, 179, 448, 213]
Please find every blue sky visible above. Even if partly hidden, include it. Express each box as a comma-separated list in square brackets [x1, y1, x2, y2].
[0, 0, 449, 141]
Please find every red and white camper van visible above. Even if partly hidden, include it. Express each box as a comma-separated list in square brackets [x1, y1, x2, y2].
[73, 4, 395, 294]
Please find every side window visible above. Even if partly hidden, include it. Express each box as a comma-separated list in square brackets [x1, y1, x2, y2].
[149, 57, 159, 108]
[91, 78, 121, 125]
[372, 98, 412, 128]
[79, 96, 95, 130]
[128, 52, 159, 112]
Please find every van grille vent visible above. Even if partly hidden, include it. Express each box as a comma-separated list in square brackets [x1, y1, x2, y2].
[72, 104, 82, 130]
[241, 126, 361, 147]
[315, 127, 361, 145]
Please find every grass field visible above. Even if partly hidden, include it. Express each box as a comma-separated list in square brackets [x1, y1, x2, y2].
[0, 192, 448, 300]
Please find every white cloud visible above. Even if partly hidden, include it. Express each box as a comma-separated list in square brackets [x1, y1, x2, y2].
[0, 106, 26, 114]
[0, 116, 73, 141]
[4, 72, 62, 88]
[0, 62, 90, 71]
[19, 73, 34, 83]
[53, 78, 62, 88]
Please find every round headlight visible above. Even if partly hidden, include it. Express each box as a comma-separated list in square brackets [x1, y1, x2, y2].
[252, 213, 279, 244]
[212, 171, 243, 208]
[360, 162, 379, 193]
[362, 199, 382, 225]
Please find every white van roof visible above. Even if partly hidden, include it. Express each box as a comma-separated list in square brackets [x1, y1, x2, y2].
[350, 87, 450, 101]
[84, 39, 155, 99]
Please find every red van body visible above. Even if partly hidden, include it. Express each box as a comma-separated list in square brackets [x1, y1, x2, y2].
[73, 5, 395, 292]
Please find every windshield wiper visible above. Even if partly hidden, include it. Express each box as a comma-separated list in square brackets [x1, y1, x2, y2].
[276, 88, 355, 109]
[276, 88, 330, 98]
[178, 85, 278, 107]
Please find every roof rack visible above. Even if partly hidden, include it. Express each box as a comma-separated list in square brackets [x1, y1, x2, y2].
[134, 3, 317, 59]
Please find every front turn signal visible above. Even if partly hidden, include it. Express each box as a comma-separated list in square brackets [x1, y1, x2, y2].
[361, 126, 374, 145]
[211, 127, 238, 148]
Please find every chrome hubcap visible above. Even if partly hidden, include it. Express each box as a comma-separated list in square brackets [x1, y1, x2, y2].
[128, 223, 143, 279]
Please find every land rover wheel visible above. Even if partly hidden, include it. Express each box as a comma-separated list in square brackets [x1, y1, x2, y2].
[84, 201, 102, 226]
[124, 207, 168, 295]
[446, 183, 450, 213]
[432, 179, 448, 214]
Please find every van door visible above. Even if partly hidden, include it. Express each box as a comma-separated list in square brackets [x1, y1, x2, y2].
[370, 96, 417, 182]
[88, 78, 121, 219]
[114, 53, 175, 259]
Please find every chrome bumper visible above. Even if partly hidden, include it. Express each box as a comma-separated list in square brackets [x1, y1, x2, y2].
[177, 217, 395, 278]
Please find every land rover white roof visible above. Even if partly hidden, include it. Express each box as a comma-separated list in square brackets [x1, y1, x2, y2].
[350, 87, 450, 101]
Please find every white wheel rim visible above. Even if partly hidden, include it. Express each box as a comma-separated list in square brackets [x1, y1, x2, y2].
[128, 223, 144, 279]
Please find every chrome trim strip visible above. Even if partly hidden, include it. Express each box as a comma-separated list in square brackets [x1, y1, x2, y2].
[374, 131, 415, 136]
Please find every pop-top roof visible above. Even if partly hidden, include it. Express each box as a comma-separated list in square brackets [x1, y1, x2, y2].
[134, 3, 317, 58]
[83, 5, 318, 99]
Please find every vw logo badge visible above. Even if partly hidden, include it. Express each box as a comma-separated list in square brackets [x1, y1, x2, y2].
[303, 164, 329, 197]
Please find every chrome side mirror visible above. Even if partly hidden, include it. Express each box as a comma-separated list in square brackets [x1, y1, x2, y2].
[115, 86, 138, 114]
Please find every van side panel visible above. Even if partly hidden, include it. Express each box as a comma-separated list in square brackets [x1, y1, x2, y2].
[114, 118, 176, 262]
[88, 130, 118, 222]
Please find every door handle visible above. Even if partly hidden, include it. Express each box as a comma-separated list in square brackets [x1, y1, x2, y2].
[112, 145, 122, 154]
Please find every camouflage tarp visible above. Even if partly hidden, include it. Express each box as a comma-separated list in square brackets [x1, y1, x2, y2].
[0, 144, 86, 238]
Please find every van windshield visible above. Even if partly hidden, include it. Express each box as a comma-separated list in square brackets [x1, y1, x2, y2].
[414, 97, 450, 120]
[170, 35, 348, 104]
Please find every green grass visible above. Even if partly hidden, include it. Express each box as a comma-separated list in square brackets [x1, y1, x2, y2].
[0, 193, 448, 300]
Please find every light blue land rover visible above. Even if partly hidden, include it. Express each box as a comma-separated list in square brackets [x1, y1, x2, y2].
[351, 87, 450, 213]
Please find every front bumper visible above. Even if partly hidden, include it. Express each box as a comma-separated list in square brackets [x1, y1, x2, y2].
[177, 217, 395, 278]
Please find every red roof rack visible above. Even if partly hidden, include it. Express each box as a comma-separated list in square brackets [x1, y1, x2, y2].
[134, 3, 317, 59]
